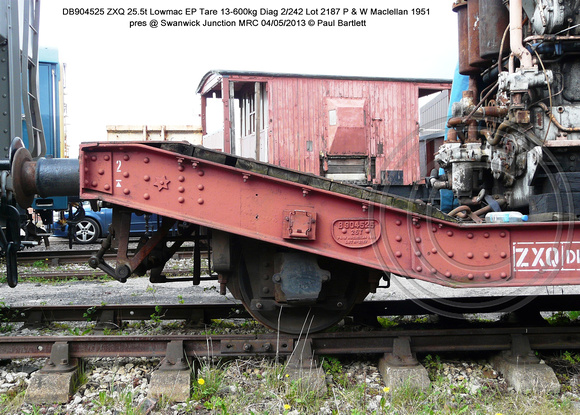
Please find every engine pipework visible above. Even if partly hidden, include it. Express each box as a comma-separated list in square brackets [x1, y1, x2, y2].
[439, 0, 580, 219]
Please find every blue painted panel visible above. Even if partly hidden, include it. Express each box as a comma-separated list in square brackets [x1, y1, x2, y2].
[32, 196, 69, 210]
[29, 48, 67, 214]
[22, 48, 61, 158]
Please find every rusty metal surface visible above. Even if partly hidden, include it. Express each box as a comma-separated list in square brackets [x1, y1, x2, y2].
[478, 0, 510, 60]
[0, 326, 578, 359]
[467, 0, 489, 68]
[78, 142, 580, 288]
[0, 304, 247, 324]
[5, 295, 580, 325]
[453, 1, 480, 76]
[311, 327, 580, 354]
[17, 246, 198, 266]
[18, 268, 202, 281]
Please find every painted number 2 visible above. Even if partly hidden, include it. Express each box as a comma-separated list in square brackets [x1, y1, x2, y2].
[116, 160, 122, 172]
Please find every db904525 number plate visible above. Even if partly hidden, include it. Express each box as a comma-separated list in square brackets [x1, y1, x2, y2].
[332, 219, 381, 248]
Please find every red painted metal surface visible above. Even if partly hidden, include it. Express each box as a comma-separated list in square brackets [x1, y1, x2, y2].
[80, 142, 580, 289]
[325, 98, 367, 155]
[197, 71, 451, 184]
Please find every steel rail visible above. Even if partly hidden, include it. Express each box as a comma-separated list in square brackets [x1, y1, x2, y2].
[17, 246, 198, 266]
[4, 294, 580, 325]
[18, 268, 205, 281]
[1, 303, 247, 325]
[0, 326, 578, 359]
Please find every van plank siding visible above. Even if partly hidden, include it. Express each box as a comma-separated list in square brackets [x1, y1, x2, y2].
[197, 70, 451, 185]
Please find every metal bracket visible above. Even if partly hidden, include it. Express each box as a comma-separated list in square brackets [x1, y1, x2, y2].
[272, 252, 330, 303]
[383, 336, 419, 367]
[88, 234, 125, 282]
[286, 338, 317, 369]
[502, 334, 540, 365]
[283, 209, 316, 240]
[88, 213, 179, 283]
[41, 342, 78, 373]
[159, 340, 190, 371]
[94, 309, 120, 331]
[22, 310, 44, 329]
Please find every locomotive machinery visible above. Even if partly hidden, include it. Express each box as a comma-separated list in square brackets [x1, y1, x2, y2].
[437, 0, 580, 218]
[10, 1, 580, 334]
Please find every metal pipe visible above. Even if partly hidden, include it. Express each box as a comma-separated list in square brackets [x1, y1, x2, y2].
[489, 120, 511, 146]
[468, 78, 478, 99]
[35, 158, 80, 197]
[480, 128, 493, 144]
[466, 82, 501, 122]
[12, 149, 80, 208]
[447, 128, 458, 142]
[473, 205, 492, 217]
[510, 0, 533, 70]
[467, 121, 479, 143]
[497, 24, 510, 72]
[446, 106, 508, 127]
[447, 117, 466, 127]
[537, 102, 580, 133]
[448, 205, 472, 217]
[479, 106, 508, 118]
[429, 179, 450, 190]
[524, 35, 580, 43]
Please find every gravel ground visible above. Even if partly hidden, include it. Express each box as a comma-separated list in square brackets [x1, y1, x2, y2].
[0, 355, 509, 414]
[0, 351, 579, 414]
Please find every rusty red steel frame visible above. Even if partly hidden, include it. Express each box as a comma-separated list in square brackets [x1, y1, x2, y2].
[79, 142, 579, 288]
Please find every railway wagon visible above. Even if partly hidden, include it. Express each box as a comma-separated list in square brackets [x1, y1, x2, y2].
[9, 0, 580, 335]
[197, 70, 451, 185]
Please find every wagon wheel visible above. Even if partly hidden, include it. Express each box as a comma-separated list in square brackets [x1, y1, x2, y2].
[231, 245, 370, 334]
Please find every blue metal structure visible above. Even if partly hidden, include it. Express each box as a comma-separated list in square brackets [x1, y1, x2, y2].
[34, 47, 62, 158]
[30, 47, 69, 211]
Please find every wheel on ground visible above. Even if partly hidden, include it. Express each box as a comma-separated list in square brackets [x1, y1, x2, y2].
[73, 217, 100, 244]
[228, 239, 371, 334]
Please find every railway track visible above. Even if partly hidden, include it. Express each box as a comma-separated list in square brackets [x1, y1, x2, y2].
[17, 268, 211, 281]
[17, 246, 198, 266]
[0, 297, 578, 361]
[0, 325, 578, 360]
[15, 245, 211, 281]
[3, 295, 580, 328]
[1, 296, 579, 405]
